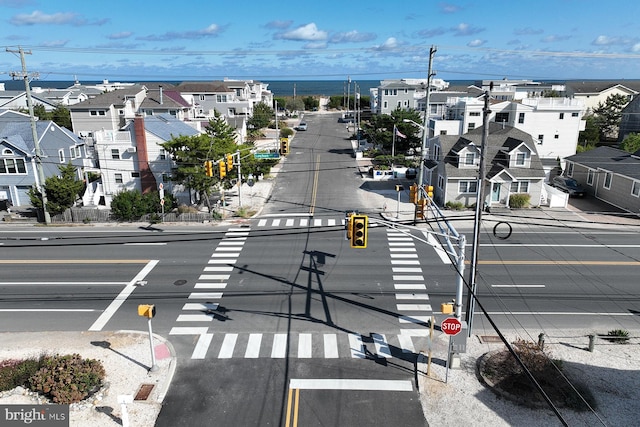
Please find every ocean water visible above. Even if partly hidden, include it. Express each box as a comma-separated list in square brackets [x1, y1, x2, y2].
[1, 79, 406, 97]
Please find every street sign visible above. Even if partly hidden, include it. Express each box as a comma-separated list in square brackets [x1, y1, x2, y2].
[441, 317, 462, 336]
[254, 152, 280, 159]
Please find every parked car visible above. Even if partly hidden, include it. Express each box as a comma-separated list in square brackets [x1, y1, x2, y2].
[552, 176, 585, 197]
[296, 122, 307, 131]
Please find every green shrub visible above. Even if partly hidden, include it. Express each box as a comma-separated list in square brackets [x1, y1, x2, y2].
[280, 127, 293, 138]
[509, 193, 530, 208]
[445, 201, 465, 210]
[29, 354, 105, 404]
[0, 357, 45, 391]
[606, 329, 630, 343]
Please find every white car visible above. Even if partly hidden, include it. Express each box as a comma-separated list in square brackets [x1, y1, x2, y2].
[296, 122, 307, 131]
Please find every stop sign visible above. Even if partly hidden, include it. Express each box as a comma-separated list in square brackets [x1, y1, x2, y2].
[441, 317, 462, 336]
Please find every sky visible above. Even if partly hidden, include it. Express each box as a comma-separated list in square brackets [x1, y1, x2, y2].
[1, 0, 640, 82]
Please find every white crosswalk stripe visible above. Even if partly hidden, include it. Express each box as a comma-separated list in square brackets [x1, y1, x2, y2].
[252, 217, 347, 228]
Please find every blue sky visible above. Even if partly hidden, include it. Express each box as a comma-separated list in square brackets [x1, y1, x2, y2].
[1, 0, 640, 82]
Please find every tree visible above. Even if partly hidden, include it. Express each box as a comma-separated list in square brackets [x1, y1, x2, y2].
[362, 108, 424, 156]
[620, 133, 640, 153]
[161, 112, 238, 212]
[578, 114, 600, 149]
[302, 96, 319, 111]
[593, 93, 629, 140]
[248, 102, 274, 130]
[285, 98, 304, 112]
[32, 103, 72, 130]
[28, 163, 85, 216]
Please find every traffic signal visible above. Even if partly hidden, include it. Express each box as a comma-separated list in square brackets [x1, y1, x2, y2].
[345, 214, 353, 241]
[426, 185, 434, 199]
[350, 214, 368, 248]
[204, 160, 213, 177]
[218, 160, 226, 179]
[226, 154, 233, 171]
[416, 199, 426, 219]
[280, 138, 289, 155]
[409, 183, 419, 204]
[137, 304, 156, 318]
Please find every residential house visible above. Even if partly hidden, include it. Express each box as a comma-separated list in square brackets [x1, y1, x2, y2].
[0, 87, 58, 112]
[87, 114, 201, 207]
[428, 96, 586, 177]
[0, 109, 87, 206]
[564, 146, 640, 215]
[618, 94, 640, 142]
[426, 123, 546, 209]
[565, 81, 640, 114]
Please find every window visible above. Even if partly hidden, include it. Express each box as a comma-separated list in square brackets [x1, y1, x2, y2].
[604, 172, 612, 189]
[216, 95, 227, 102]
[538, 134, 544, 143]
[572, 112, 579, 117]
[464, 153, 475, 165]
[383, 101, 388, 109]
[459, 181, 477, 193]
[235, 89, 242, 96]
[131, 172, 140, 178]
[433, 145, 441, 161]
[566, 162, 574, 177]
[510, 181, 529, 193]
[2, 149, 12, 155]
[469, 112, 481, 117]
[0, 158, 27, 174]
[554, 134, 559, 139]
[467, 123, 476, 131]
[518, 113, 525, 124]
[495, 112, 509, 123]
[559, 113, 565, 119]
[199, 95, 205, 101]
[515, 152, 526, 166]
[90, 110, 106, 116]
[111, 149, 120, 160]
[632, 181, 640, 197]
[437, 175, 445, 189]
[587, 169, 595, 185]
[439, 130, 447, 136]
[114, 173, 123, 184]
[159, 149, 167, 160]
[58, 149, 65, 163]
[162, 173, 171, 183]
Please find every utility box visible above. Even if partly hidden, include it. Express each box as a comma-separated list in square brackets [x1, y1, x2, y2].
[441, 302, 454, 314]
[451, 322, 468, 353]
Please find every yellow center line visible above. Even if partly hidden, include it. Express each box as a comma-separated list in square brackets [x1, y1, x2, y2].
[285, 387, 300, 427]
[293, 388, 300, 427]
[309, 155, 321, 216]
[0, 260, 150, 264]
[467, 260, 640, 266]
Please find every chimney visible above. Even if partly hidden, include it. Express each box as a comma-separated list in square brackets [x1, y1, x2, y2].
[133, 115, 158, 194]
[159, 85, 163, 105]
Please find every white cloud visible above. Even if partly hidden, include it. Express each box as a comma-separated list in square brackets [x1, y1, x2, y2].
[330, 30, 376, 43]
[108, 31, 133, 40]
[10, 10, 107, 26]
[138, 24, 224, 41]
[467, 39, 486, 47]
[372, 37, 400, 51]
[452, 23, 484, 36]
[277, 23, 327, 42]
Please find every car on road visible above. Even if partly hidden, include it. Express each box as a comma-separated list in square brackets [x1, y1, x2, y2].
[552, 176, 585, 197]
[296, 122, 307, 131]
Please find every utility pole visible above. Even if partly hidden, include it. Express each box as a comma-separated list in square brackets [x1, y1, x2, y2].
[418, 46, 437, 197]
[465, 84, 492, 335]
[7, 47, 51, 224]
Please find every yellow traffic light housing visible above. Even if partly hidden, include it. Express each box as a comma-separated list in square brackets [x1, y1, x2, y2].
[280, 138, 289, 156]
[350, 214, 368, 248]
[218, 160, 226, 179]
[204, 160, 213, 177]
[426, 185, 434, 199]
[409, 183, 418, 204]
[226, 154, 234, 171]
[137, 304, 156, 318]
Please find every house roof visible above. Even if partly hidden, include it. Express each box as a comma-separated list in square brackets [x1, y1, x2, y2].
[175, 81, 236, 93]
[0, 120, 81, 154]
[69, 85, 147, 109]
[564, 80, 640, 95]
[439, 123, 545, 180]
[565, 146, 640, 180]
[125, 114, 200, 141]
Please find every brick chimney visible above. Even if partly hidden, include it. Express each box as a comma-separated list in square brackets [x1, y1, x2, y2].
[133, 115, 158, 194]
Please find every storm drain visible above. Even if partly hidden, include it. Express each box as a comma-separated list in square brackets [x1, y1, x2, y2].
[134, 384, 155, 401]
[479, 335, 502, 343]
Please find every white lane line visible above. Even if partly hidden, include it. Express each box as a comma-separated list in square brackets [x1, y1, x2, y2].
[399, 315, 432, 324]
[390, 260, 421, 265]
[300, 219, 308, 227]
[397, 335, 415, 353]
[124, 243, 167, 246]
[289, 379, 413, 391]
[198, 275, 230, 281]
[218, 334, 238, 358]
[424, 231, 452, 264]
[258, 219, 267, 226]
[88, 259, 159, 332]
[182, 302, 219, 311]
[393, 275, 424, 281]
[176, 314, 213, 322]
[192, 333, 214, 359]
[214, 247, 244, 252]
[492, 284, 546, 288]
[169, 327, 209, 335]
[245, 333, 262, 358]
[390, 253, 418, 258]
[0, 309, 96, 312]
[208, 259, 237, 264]
[272, 219, 281, 227]
[392, 267, 423, 273]
[389, 248, 417, 252]
[203, 266, 234, 272]
[324, 334, 339, 358]
[286, 218, 295, 226]
[298, 333, 312, 358]
[313, 219, 322, 227]
[394, 284, 426, 290]
[211, 253, 240, 258]
[219, 241, 245, 246]
[478, 312, 635, 316]
[388, 242, 415, 247]
[271, 333, 287, 358]
[400, 329, 431, 336]
[397, 304, 432, 311]
[194, 283, 227, 289]
[395, 293, 430, 300]
[0, 282, 128, 286]
[348, 334, 366, 359]
[372, 333, 391, 358]
[328, 219, 336, 226]
[188, 292, 223, 299]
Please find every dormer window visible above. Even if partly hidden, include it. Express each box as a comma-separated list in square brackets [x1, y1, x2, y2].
[515, 152, 526, 166]
[465, 153, 475, 165]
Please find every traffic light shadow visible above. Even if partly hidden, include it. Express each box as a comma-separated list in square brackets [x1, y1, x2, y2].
[90, 340, 150, 371]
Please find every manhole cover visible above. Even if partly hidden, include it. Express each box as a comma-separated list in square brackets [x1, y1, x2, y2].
[174, 279, 187, 286]
[134, 384, 155, 401]
[480, 335, 502, 343]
